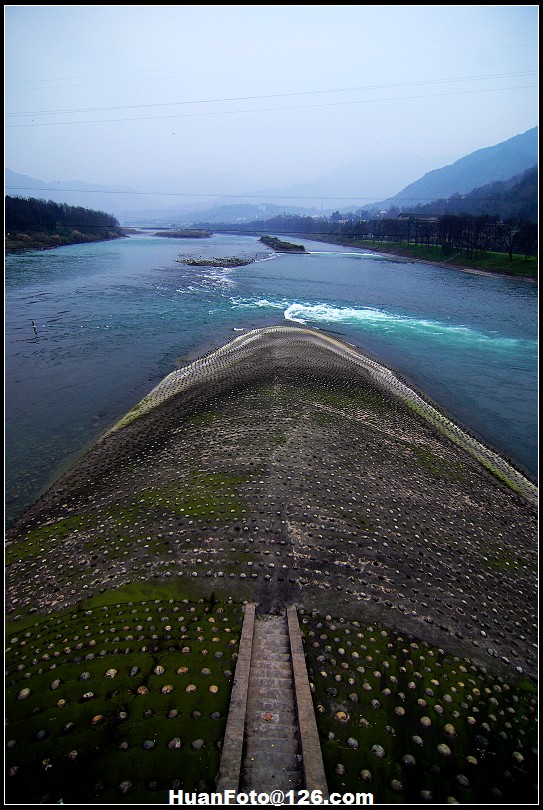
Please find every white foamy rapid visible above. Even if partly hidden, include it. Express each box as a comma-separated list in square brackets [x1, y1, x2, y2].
[307, 251, 378, 257]
[229, 298, 534, 351]
[174, 266, 237, 295]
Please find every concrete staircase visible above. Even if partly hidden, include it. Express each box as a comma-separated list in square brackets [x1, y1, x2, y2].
[216, 604, 328, 798]
[240, 614, 302, 791]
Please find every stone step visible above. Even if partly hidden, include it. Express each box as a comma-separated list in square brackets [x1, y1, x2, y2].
[246, 695, 293, 709]
[245, 701, 296, 715]
[249, 658, 290, 669]
[239, 613, 303, 793]
[246, 693, 294, 704]
[247, 685, 293, 697]
[253, 627, 288, 638]
[247, 672, 292, 686]
[241, 769, 302, 791]
[245, 708, 297, 725]
[246, 708, 294, 721]
[251, 653, 291, 663]
[252, 628, 288, 637]
[245, 737, 300, 756]
[249, 678, 293, 700]
[242, 750, 300, 770]
[252, 638, 289, 648]
[253, 626, 288, 636]
[251, 642, 290, 664]
[250, 723, 299, 738]
[251, 656, 292, 677]
[218, 606, 327, 799]
[247, 710, 298, 734]
[250, 668, 292, 681]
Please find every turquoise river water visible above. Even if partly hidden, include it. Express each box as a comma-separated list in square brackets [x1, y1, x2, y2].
[5, 232, 538, 526]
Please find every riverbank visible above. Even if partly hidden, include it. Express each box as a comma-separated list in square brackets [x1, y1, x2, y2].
[5, 227, 125, 253]
[305, 234, 537, 281]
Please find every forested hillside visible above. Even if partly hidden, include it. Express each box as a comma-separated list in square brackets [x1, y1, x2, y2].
[370, 126, 538, 209]
[401, 167, 537, 221]
[5, 196, 124, 251]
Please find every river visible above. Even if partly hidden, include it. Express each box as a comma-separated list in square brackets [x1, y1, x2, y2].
[5, 232, 538, 526]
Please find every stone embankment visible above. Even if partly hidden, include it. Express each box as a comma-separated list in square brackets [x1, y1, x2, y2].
[5, 325, 538, 805]
[108, 325, 536, 504]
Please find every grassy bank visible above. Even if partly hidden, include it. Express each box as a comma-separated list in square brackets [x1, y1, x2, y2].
[307, 235, 537, 279]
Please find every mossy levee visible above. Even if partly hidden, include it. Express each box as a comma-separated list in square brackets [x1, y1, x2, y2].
[5, 594, 243, 804]
[5, 326, 537, 803]
[300, 609, 537, 804]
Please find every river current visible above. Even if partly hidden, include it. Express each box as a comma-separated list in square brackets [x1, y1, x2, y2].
[5, 232, 538, 526]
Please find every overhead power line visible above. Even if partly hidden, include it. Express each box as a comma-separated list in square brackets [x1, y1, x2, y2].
[7, 71, 534, 117]
[5, 84, 536, 128]
[6, 186, 535, 204]
[4, 44, 533, 95]
[3, 186, 403, 201]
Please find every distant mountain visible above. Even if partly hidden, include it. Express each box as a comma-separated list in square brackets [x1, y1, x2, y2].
[118, 168, 257, 197]
[124, 202, 320, 226]
[183, 202, 321, 224]
[5, 169, 140, 218]
[5, 169, 317, 224]
[362, 127, 538, 211]
[6, 128, 538, 225]
[121, 198, 319, 221]
[401, 166, 538, 221]
[257, 153, 454, 209]
[117, 156, 452, 224]
[5, 168, 48, 192]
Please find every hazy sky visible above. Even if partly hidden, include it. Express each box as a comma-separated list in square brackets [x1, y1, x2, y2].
[4, 5, 539, 201]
